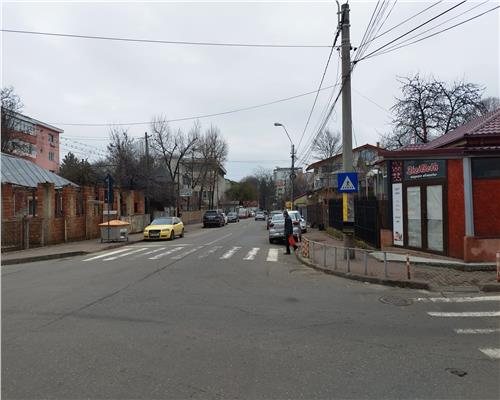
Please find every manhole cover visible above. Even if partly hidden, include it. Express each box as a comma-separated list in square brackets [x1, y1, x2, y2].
[446, 368, 467, 377]
[379, 295, 413, 306]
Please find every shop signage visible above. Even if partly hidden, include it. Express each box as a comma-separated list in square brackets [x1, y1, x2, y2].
[392, 183, 404, 246]
[404, 160, 445, 181]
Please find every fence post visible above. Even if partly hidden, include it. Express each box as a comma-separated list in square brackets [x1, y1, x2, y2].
[334, 247, 338, 270]
[496, 251, 500, 283]
[384, 251, 388, 278]
[323, 245, 327, 268]
[364, 251, 368, 275]
[347, 249, 351, 273]
[406, 253, 411, 280]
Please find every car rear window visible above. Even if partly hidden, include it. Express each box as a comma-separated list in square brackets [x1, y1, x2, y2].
[272, 215, 284, 221]
[205, 210, 217, 215]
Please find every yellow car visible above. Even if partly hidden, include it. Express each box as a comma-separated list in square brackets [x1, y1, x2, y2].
[143, 217, 184, 240]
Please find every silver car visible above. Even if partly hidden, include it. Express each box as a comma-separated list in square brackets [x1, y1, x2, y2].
[268, 213, 301, 244]
[288, 210, 307, 233]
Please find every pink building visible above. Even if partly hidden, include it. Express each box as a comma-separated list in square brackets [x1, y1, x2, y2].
[9, 112, 63, 173]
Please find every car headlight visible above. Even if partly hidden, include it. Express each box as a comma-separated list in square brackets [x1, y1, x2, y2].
[161, 228, 170, 232]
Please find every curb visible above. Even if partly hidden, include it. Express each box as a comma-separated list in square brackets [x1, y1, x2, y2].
[1, 240, 135, 266]
[295, 252, 430, 290]
[479, 283, 500, 292]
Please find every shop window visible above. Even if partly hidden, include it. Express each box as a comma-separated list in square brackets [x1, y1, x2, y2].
[472, 158, 500, 178]
[55, 190, 63, 217]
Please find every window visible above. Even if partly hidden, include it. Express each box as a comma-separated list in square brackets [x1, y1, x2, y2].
[472, 157, 500, 178]
[27, 195, 37, 216]
[55, 190, 63, 217]
[49, 152, 55, 161]
[48, 134, 54, 143]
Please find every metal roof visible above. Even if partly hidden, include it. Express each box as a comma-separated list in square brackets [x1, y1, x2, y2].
[1, 153, 77, 189]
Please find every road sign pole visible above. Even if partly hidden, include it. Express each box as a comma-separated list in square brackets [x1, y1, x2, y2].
[341, 2, 355, 259]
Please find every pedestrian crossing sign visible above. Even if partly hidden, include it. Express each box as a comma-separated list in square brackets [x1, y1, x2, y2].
[337, 172, 358, 193]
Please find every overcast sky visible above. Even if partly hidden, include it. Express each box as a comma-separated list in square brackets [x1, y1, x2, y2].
[2, 0, 499, 180]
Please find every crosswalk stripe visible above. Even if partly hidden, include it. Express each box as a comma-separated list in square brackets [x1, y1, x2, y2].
[172, 246, 204, 260]
[149, 247, 184, 260]
[266, 248, 279, 262]
[220, 246, 241, 260]
[428, 311, 500, 318]
[479, 348, 500, 359]
[103, 248, 148, 261]
[416, 295, 500, 303]
[139, 247, 167, 256]
[199, 246, 222, 258]
[454, 328, 500, 334]
[82, 247, 133, 261]
[243, 248, 260, 260]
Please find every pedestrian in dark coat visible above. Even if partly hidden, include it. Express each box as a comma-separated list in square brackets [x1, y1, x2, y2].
[283, 210, 297, 254]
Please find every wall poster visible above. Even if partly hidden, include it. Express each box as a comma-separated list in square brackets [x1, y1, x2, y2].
[392, 183, 404, 246]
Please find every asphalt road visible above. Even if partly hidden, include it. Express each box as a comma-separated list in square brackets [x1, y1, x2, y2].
[2, 218, 499, 399]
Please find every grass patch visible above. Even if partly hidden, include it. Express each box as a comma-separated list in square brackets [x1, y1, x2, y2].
[326, 227, 343, 240]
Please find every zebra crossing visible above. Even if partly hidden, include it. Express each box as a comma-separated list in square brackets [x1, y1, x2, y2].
[416, 294, 500, 360]
[82, 244, 287, 264]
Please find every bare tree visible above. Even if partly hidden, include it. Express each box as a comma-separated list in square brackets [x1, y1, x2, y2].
[383, 74, 486, 149]
[479, 96, 500, 114]
[311, 129, 341, 160]
[107, 127, 143, 189]
[1, 86, 25, 153]
[151, 115, 199, 215]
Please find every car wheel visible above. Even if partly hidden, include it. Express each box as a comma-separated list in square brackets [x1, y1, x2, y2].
[170, 231, 174, 241]
[180, 229, 184, 238]
[269, 238, 273, 244]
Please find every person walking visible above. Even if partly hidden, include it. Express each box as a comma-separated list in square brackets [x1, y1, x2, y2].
[283, 210, 298, 255]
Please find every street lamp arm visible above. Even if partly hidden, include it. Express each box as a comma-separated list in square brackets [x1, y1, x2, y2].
[274, 122, 293, 146]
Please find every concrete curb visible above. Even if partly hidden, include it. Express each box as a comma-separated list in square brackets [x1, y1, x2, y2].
[479, 283, 500, 292]
[1, 240, 134, 266]
[295, 252, 430, 290]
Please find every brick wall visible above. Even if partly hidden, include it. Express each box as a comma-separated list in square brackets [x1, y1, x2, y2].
[2, 183, 147, 251]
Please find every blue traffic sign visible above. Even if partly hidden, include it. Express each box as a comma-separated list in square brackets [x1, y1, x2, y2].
[337, 172, 358, 193]
[104, 174, 115, 204]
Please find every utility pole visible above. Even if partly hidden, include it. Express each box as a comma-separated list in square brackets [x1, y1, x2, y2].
[144, 132, 151, 218]
[341, 2, 355, 257]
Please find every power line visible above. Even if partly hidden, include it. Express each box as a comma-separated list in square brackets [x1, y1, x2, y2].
[1, 28, 332, 49]
[50, 83, 341, 127]
[357, 0, 444, 51]
[361, 3, 500, 60]
[357, 0, 467, 61]
[296, 25, 341, 153]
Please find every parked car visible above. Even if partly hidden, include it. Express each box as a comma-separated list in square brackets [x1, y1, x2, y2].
[221, 212, 228, 225]
[144, 217, 184, 240]
[268, 213, 301, 244]
[255, 211, 266, 221]
[227, 211, 239, 223]
[267, 210, 283, 230]
[203, 210, 225, 227]
[287, 210, 307, 233]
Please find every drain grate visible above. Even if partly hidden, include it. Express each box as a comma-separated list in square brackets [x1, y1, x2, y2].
[379, 295, 413, 306]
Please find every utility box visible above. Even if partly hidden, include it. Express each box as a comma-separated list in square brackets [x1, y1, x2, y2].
[98, 220, 130, 242]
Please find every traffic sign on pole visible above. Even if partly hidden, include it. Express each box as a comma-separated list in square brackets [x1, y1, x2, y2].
[337, 172, 358, 193]
[104, 174, 115, 204]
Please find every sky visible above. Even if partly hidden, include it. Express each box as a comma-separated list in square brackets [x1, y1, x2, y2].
[2, 0, 499, 181]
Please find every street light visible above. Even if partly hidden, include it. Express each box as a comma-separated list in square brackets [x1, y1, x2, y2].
[273, 122, 296, 210]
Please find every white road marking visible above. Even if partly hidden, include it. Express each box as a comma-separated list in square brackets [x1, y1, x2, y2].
[199, 246, 223, 258]
[220, 246, 241, 260]
[103, 248, 148, 261]
[266, 248, 279, 262]
[138, 247, 167, 256]
[479, 348, 500, 359]
[243, 248, 260, 260]
[204, 233, 233, 246]
[428, 311, 500, 318]
[172, 246, 204, 260]
[148, 247, 184, 260]
[82, 247, 133, 261]
[416, 295, 500, 303]
[454, 328, 500, 334]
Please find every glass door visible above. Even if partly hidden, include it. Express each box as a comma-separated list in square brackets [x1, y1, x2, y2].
[406, 186, 422, 248]
[426, 185, 443, 252]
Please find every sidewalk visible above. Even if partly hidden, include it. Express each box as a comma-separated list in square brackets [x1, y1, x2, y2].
[299, 228, 500, 292]
[1, 223, 204, 266]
